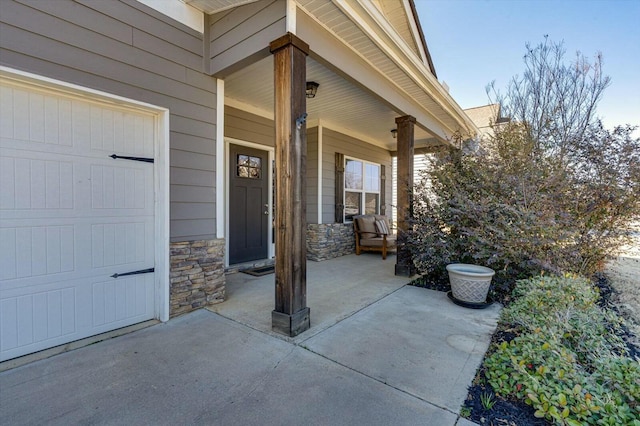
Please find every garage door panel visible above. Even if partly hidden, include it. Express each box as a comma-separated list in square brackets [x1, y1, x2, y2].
[90, 164, 151, 211]
[1, 285, 76, 354]
[0, 151, 74, 211]
[0, 225, 75, 280]
[91, 221, 152, 268]
[0, 85, 73, 148]
[1, 85, 153, 159]
[92, 274, 153, 327]
[1, 272, 154, 360]
[1, 78, 158, 362]
[89, 106, 155, 158]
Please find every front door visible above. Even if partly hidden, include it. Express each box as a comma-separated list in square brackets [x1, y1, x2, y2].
[229, 144, 269, 264]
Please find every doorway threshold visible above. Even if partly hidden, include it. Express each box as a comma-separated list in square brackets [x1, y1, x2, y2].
[226, 258, 275, 274]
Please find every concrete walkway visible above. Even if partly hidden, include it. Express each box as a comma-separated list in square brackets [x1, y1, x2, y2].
[1, 254, 500, 426]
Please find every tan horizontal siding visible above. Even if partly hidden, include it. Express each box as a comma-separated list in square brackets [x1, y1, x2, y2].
[0, 0, 218, 242]
[208, 0, 285, 76]
[225, 107, 275, 147]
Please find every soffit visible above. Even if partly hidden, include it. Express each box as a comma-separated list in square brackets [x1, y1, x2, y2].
[224, 56, 436, 151]
[296, 0, 477, 140]
[371, 0, 421, 60]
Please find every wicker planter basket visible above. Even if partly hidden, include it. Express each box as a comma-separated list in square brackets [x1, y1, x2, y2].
[446, 263, 495, 304]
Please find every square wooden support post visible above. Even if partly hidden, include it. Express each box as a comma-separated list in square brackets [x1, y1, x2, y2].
[395, 115, 417, 277]
[270, 33, 310, 336]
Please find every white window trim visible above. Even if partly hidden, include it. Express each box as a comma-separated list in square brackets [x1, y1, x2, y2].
[344, 156, 381, 222]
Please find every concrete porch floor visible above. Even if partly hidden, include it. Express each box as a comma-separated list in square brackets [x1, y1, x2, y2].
[210, 253, 411, 342]
[1, 254, 500, 425]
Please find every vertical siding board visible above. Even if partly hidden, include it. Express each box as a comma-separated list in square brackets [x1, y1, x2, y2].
[0, 0, 217, 241]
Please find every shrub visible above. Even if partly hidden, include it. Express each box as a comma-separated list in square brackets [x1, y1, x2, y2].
[408, 39, 640, 295]
[484, 275, 640, 425]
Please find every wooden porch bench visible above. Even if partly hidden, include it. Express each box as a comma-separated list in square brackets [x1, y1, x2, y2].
[353, 214, 397, 260]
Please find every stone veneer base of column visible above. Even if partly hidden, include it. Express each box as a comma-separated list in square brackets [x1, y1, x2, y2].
[306, 223, 355, 261]
[169, 239, 225, 318]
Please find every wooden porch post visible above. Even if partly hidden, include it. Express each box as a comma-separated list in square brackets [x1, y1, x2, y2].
[395, 115, 417, 276]
[269, 33, 310, 336]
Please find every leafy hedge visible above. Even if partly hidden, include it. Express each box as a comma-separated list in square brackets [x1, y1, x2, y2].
[484, 275, 640, 425]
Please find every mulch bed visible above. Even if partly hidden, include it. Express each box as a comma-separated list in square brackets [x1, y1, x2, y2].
[410, 270, 640, 426]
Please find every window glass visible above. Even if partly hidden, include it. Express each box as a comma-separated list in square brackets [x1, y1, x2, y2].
[365, 193, 379, 215]
[343, 157, 382, 221]
[344, 191, 361, 221]
[364, 164, 380, 191]
[345, 159, 363, 190]
[237, 154, 261, 179]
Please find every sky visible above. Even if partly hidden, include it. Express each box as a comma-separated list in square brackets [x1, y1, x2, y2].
[413, 0, 640, 132]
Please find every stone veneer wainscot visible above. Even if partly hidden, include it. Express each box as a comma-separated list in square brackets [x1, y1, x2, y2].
[307, 223, 355, 261]
[169, 239, 225, 317]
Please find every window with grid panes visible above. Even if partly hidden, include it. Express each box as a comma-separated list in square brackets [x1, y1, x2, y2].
[344, 158, 380, 221]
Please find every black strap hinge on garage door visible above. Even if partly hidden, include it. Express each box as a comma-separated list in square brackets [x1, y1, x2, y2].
[110, 268, 155, 279]
[109, 154, 154, 163]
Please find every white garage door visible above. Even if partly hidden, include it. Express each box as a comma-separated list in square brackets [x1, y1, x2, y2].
[0, 79, 157, 361]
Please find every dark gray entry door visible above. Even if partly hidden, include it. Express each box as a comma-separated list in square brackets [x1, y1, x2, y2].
[229, 144, 269, 264]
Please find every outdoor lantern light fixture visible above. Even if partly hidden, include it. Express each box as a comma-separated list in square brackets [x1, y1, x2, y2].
[306, 81, 319, 98]
[391, 129, 397, 139]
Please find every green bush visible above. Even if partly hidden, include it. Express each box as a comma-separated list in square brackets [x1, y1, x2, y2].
[484, 275, 640, 425]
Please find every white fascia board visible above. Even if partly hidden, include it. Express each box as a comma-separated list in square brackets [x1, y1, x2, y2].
[297, 12, 450, 143]
[401, 0, 429, 66]
[334, 0, 478, 138]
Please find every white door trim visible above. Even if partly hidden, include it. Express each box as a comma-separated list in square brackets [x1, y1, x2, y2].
[0, 66, 171, 323]
[224, 137, 275, 267]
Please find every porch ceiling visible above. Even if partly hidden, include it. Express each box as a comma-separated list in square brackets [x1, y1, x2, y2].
[224, 56, 438, 151]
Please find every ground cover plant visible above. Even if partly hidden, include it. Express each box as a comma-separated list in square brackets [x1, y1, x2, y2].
[470, 275, 640, 425]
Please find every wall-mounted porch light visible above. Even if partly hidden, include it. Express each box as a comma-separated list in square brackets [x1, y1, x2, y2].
[390, 129, 397, 139]
[306, 81, 319, 98]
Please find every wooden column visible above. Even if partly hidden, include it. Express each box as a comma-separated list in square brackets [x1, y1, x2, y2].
[395, 115, 416, 276]
[270, 33, 310, 336]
